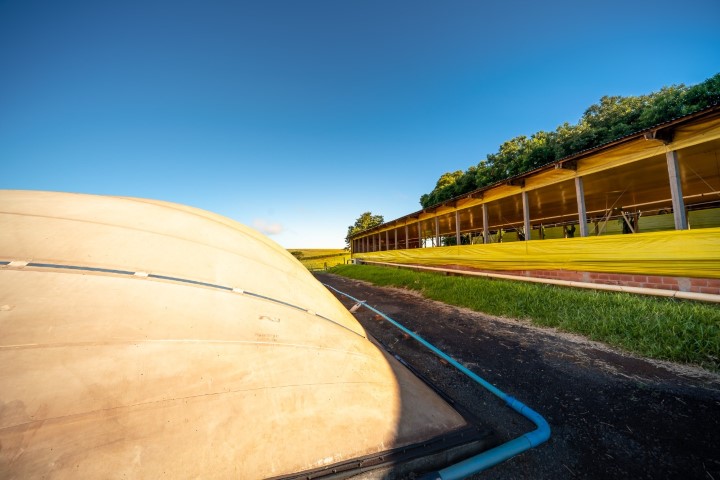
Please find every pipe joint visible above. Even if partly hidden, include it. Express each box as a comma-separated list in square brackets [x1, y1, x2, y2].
[505, 396, 551, 448]
[322, 282, 551, 479]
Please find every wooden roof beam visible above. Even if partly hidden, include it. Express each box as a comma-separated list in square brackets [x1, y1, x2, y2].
[555, 159, 578, 171]
[643, 127, 674, 145]
[506, 178, 525, 188]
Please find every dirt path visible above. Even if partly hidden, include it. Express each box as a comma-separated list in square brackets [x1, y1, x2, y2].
[316, 273, 720, 480]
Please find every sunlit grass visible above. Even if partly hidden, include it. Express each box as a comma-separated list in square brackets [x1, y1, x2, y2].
[288, 249, 351, 270]
[329, 264, 720, 371]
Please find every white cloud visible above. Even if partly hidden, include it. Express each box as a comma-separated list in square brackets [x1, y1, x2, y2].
[252, 218, 283, 236]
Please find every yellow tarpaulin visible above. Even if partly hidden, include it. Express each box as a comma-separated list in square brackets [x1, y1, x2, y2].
[354, 227, 720, 278]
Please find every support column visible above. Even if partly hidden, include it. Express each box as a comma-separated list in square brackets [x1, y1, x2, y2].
[405, 224, 409, 249]
[455, 210, 461, 246]
[364, 236, 368, 253]
[482, 204, 489, 244]
[434, 216, 440, 247]
[385, 230, 390, 251]
[666, 150, 688, 230]
[522, 191, 531, 241]
[394, 228, 398, 250]
[575, 176, 589, 237]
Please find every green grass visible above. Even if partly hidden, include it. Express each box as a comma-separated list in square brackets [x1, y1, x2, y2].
[329, 264, 720, 371]
[288, 249, 351, 270]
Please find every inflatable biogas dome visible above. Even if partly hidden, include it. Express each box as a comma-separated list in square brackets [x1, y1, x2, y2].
[0, 191, 476, 478]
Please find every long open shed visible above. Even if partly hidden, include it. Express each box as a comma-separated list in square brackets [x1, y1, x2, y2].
[350, 105, 720, 295]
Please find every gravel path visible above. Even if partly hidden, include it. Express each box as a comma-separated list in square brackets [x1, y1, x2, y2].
[316, 273, 720, 480]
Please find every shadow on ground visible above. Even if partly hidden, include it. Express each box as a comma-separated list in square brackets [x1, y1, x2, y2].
[317, 273, 720, 480]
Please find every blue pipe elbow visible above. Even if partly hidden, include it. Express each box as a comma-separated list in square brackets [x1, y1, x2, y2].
[432, 397, 550, 480]
[506, 396, 551, 448]
[323, 283, 551, 480]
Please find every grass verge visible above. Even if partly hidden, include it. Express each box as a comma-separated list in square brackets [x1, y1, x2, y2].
[329, 264, 720, 371]
[288, 249, 351, 270]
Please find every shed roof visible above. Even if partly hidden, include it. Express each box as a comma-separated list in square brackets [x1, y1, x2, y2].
[352, 103, 720, 239]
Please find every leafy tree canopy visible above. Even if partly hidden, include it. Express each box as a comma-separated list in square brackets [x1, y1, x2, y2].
[345, 212, 384, 248]
[420, 73, 720, 208]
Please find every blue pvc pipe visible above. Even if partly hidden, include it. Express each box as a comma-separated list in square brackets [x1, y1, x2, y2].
[323, 283, 550, 480]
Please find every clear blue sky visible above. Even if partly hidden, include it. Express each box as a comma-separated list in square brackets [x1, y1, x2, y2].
[2, 0, 719, 248]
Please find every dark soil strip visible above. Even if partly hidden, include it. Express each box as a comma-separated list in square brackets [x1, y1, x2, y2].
[316, 273, 720, 480]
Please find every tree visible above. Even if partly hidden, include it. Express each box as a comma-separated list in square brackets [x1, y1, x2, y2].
[419, 170, 464, 208]
[420, 72, 720, 208]
[345, 212, 384, 249]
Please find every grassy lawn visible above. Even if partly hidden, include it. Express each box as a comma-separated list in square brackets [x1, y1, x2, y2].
[329, 264, 720, 371]
[288, 249, 351, 270]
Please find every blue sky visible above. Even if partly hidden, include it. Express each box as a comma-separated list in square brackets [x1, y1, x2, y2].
[2, 1, 719, 248]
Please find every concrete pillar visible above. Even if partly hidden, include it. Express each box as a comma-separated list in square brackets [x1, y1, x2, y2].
[575, 176, 589, 237]
[666, 150, 688, 230]
[385, 230, 390, 251]
[394, 228, 398, 250]
[482, 204, 489, 244]
[434, 216, 440, 247]
[522, 191, 531, 241]
[405, 224, 409, 249]
[455, 210, 461, 246]
[419, 221, 423, 248]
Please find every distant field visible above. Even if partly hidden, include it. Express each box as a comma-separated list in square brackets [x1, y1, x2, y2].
[288, 249, 352, 270]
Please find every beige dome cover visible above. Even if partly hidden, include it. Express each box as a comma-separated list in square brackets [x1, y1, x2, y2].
[0, 190, 466, 478]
